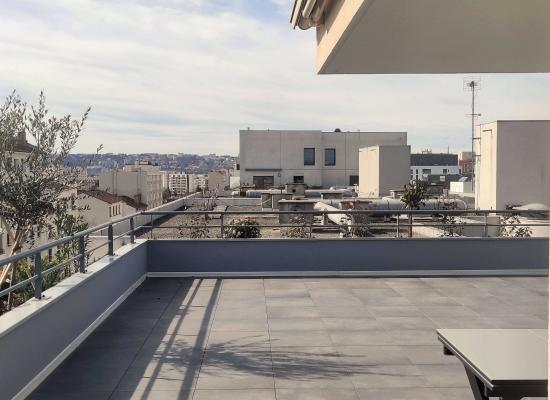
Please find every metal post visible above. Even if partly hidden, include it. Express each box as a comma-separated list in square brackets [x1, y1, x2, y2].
[78, 235, 86, 273]
[34, 254, 43, 299]
[220, 213, 224, 238]
[149, 215, 153, 239]
[129, 217, 135, 244]
[484, 213, 488, 238]
[396, 214, 400, 238]
[108, 224, 114, 256]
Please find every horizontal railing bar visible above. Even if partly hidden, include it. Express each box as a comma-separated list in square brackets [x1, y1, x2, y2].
[144, 222, 548, 229]
[42, 254, 83, 277]
[143, 209, 549, 216]
[85, 241, 110, 255]
[0, 275, 38, 298]
[113, 230, 133, 241]
[2, 207, 547, 268]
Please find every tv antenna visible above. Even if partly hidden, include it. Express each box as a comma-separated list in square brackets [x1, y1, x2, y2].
[463, 77, 481, 203]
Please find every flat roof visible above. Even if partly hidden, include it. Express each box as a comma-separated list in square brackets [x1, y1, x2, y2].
[31, 276, 548, 399]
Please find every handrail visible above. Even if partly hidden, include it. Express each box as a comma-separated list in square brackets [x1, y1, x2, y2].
[0, 207, 547, 304]
[143, 209, 549, 216]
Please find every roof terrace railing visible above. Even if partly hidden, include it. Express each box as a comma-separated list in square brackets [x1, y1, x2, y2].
[0, 208, 547, 306]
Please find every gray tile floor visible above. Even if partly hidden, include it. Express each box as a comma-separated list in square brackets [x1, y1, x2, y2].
[29, 277, 549, 400]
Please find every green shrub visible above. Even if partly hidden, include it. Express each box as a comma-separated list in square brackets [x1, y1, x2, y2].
[224, 218, 261, 238]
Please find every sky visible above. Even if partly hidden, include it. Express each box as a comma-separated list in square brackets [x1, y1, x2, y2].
[0, 0, 549, 156]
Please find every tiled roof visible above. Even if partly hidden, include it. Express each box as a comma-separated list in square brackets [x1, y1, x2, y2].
[411, 153, 458, 166]
[80, 190, 123, 204]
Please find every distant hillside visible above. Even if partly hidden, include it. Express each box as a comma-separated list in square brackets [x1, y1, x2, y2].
[65, 153, 236, 175]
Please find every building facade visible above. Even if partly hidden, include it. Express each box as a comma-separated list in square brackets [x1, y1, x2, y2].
[239, 129, 407, 189]
[78, 190, 137, 228]
[410, 153, 460, 181]
[168, 172, 190, 197]
[98, 161, 163, 209]
[475, 120, 550, 209]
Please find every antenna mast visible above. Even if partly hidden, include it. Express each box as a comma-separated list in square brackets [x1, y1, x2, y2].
[463, 77, 481, 205]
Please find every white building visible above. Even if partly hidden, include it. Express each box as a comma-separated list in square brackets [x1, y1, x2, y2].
[410, 153, 460, 181]
[168, 172, 191, 197]
[475, 120, 550, 209]
[358, 145, 411, 198]
[239, 129, 407, 189]
[98, 161, 163, 209]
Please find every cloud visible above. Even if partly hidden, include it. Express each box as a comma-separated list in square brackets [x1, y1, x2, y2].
[0, 0, 548, 155]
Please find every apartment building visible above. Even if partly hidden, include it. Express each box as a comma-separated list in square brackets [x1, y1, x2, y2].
[475, 120, 550, 209]
[98, 161, 163, 209]
[410, 153, 459, 181]
[168, 172, 191, 197]
[239, 129, 407, 189]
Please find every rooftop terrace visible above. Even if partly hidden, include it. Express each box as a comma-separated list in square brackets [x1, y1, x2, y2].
[29, 276, 548, 400]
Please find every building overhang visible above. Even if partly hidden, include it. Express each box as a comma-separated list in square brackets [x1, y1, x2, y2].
[295, 0, 550, 74]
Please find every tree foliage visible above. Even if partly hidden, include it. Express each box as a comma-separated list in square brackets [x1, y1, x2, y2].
[400, 180, 427, 237]
[281, 216, 310, 238]
[500, 214, 532, 238]
[0, 91, 90, 287]
[224, 218, 261, 238]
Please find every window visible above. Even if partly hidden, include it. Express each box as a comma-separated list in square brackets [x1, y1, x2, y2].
[293, 176, 304, 184]
[349, 175, 359, 185]
[442, 169, 448, 174]
[422, 168, 431, 174]
[252, 176, 274, 189]
[304, 148, 315, 166]
[324, 148, 336, 166]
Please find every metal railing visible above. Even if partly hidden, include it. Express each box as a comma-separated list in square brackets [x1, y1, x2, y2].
[0, 208, 547, 303]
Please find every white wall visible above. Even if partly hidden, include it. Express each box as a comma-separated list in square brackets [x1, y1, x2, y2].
[359, 145, 410, 197]
[476, 120, 550, 209]
[239, 130, 407, 188]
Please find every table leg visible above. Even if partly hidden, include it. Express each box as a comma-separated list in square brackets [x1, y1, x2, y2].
[464, 367, 489, 400]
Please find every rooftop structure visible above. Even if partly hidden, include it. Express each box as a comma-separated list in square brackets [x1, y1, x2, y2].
[239, 129, 407, 189]
[475, 120, 550, 210]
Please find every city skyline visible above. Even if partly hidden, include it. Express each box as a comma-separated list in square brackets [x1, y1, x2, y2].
[1, 0, 549, 156]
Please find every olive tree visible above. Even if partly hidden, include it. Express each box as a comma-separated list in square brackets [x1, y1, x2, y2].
[0, 91, 90, 288]
[400, 180, 427, 237]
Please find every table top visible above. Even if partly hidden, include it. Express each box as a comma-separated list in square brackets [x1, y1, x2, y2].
[437, 329, 548, 387]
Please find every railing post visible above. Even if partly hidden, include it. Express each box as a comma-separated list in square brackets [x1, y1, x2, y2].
[34, 254, 43, 299]
[220, 213, 224, 238]
[129, 217, 135, 244]
[484, 213, 488, 238]
[149, 215, 153, 239]
[108, 224, 114, 256]
[78, 235, 86, 273]
[396, 213, 400, 238]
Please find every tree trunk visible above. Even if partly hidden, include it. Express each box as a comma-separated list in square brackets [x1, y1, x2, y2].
[0, 229, 24, 286]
